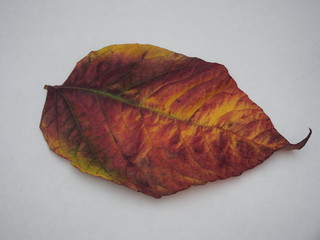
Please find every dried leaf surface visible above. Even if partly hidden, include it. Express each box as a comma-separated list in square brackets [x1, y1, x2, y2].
[40, 44, 311, 198]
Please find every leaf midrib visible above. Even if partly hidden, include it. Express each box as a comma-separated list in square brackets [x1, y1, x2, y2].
[53, 85, 203, 126]
[48, 85, 277, 149]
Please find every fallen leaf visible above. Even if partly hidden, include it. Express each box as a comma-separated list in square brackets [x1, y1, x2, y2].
[40, 44, 311, 198]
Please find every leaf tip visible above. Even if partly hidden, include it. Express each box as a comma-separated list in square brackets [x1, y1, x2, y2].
[283, 128, 312, 150]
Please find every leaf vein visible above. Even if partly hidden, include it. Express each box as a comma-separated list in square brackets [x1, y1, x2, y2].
[53, 86, 276, 149]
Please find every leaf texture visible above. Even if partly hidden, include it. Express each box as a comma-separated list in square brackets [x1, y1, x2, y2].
[40, 44, 311, 198]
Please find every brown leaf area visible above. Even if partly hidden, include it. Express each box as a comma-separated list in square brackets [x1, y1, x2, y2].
[40, 44, 311, 198]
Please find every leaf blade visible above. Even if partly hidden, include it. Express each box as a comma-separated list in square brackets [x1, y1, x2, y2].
[40, 44, 311, 198]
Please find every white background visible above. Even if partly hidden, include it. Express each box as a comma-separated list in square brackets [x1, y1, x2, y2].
[1, 0, 319, 239]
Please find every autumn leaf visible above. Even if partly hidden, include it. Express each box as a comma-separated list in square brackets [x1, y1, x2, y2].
[40, 44, 311, 198]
